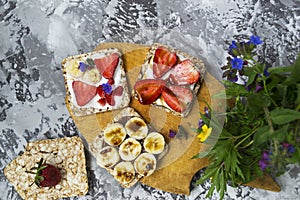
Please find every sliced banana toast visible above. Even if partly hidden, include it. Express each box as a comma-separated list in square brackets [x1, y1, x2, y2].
[62, 48, 130, 116]
[133, 43, 206, 117]
[4, 137, 88, 200]
[90, 107, 168, 188]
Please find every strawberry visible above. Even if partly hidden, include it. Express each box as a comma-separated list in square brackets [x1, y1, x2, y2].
[162, 85, 193, 112]
[153, 46, 178, 78]
[108, 78, 115, 85]
[134, 79, 166, 105]
[97, 85, 106, 98]
[105, 93, 115, 106]
[168, 59, 200, 85]
[161, 87, 182, 112]
[112, 86, 123, 96]
[72, 81, 97, 106]
[97, 98, 106, 106]
[94, 53, 119, 79]
[27, 158, 61, 187]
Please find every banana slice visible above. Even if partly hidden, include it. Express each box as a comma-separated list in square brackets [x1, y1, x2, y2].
[103, 123, 127, 146]
[119, 138, 142, 161]
[65, 59, 84, 78]
[143, 132, 165, 154]
[125, 117, 148, 140]
[113, 161, 135, 185]
[96, 146, 120, 168]
[82, 67, 101, 84]
[134, 153, 157, 177]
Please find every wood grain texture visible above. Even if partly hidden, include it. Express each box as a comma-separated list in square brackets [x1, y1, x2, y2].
[65, 42, 280, 195]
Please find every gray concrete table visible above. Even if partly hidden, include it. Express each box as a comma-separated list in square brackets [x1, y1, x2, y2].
[1, 0, 299, 199]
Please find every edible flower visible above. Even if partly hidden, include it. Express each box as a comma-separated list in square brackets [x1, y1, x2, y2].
[249, 35, 263, 45]
[102, 83, 112, 95]
[169, 129, 177, 138]
[231, 57, 244, 70]
[259, 151, 270, 171]
[229, 41, 238, 51]
[79, 62, 89, 72]
[197, 124, 212, 142]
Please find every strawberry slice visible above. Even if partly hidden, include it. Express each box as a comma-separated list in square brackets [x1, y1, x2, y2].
[94, 53, 119, 79]
[162, 85, 193, 112]
[168, 59, 200, 85]
[105, 93, 115, 106]
[153, 46, 178, 78]
[112, 86, 123, 96]
[72, 81, 97, 106]
[134, 79, 166, 105]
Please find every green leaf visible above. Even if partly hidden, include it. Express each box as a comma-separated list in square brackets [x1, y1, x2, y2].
[253, 126, 272, 146]
[283, 53, 300, 85]
[247, 94, 271, 112]
[270, 108, 300, 124]
[86, 58, 95, 66]
[296, 84, 300, 104]
[268, 66, 293, 74]
[196, 167, 218, 185]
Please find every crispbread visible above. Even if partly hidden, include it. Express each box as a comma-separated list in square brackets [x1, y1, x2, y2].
[62, 48, 130, 116]
[4, 137, 88, 200]
[134, 43, 206, 117]
[90, 107, 168, 188]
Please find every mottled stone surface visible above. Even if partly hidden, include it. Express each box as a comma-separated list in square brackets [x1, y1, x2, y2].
[0, 0, 299, 199]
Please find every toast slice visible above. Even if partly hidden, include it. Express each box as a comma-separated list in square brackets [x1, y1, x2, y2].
[62, 48, 130, 116]
[4, 137, 88, 200]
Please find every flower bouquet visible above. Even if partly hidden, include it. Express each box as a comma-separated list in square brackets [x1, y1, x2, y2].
[193, 35, 300, 199]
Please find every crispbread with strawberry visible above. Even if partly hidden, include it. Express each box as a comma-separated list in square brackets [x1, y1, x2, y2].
[62, 48, 130, 116]
[134, 43, 206, 117]
[4, 137, 88, 200]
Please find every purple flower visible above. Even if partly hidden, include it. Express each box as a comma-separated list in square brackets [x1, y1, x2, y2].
[254, 85, 263, 93]
[79, 62, 89, 72]
[229, 41, 237, 51]
[259, 151, 270, 171]
[282, 142, 290, 149]
[198, 119, 203, 129]
[262, 151, 270, 161]
[228, 74, 238, 82]
[204, 107, 210, 118]
[249, 35, 263, 45]
[259, 159, 268, 170]
[169, 129, 177, 138]
[101, 83, 112, 94]
[231, 57, 244, 70]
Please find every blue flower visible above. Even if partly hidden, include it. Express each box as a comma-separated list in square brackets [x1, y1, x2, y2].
[249, 35, 263, 45]
[79, 62, 89, 72]
[229, 41, 237, 51]
[288, 145, 295, 154]
[231, 57, 244, 70]
[102, 83, 112, 94]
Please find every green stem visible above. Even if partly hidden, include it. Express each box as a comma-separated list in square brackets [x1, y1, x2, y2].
[234, 127, 258, 148]
[263, 107, 274, 132]
[263, 79, 278, 107]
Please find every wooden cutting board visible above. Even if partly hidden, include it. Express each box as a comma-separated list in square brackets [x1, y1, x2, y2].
[65, 42, 280, 195]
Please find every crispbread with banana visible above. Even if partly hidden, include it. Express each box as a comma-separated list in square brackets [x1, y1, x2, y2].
[90, 107, 168, 188]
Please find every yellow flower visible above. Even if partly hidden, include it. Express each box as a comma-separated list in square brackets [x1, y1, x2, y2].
[197, 124, 212, 142]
